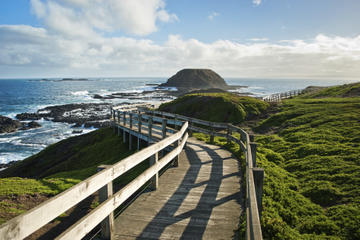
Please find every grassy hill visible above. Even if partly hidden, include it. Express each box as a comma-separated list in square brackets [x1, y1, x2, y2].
[171, 85, 360, 239]
[301, 82, 360, 98]
[158, 92, 269, 123]
[254, 97, 360, 239]
[1, 84, 360, 238]
[0, 127, 139, 225]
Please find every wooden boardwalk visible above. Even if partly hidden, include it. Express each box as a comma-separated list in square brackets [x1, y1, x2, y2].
[0, 109, 262, 240]
[113, 138, 243, 239]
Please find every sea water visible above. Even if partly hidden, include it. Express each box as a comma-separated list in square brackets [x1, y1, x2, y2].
[0, 77, 357, 164]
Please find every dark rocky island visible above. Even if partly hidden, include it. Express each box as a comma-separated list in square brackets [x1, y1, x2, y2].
[160, 69, 228, 90]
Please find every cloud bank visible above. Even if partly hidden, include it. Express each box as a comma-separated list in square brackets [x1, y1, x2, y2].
[0, 0, 359, 79]
[253, 0, 262, 6]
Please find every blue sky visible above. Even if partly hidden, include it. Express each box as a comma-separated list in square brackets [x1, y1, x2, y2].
[0, 0, 360, 79]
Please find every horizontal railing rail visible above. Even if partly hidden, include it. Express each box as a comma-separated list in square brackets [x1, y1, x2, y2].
[112, 107, 264, 240]
[0, 115, 188, 240]
[263, 89, 304, 102]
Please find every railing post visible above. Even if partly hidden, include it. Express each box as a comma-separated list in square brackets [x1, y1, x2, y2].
[117, 111, 120, 124]
[150, 152, 159, 190]
[97, 165, 114, 240]
[173, 139, 180, 167]
[129, 113, 133, 129]
[188, 120, 193, 137]
[253, 168, 264, 220]
[138, 113, 142, 133]
[227, 124, 232, 144]
[210, 123, 215, 143]
[174, 114, 179, 130]
[123, 112, 126, 126]
[250, 142, 257, 167]
[148, 116, 153, 142]
[129, 133, 132, 150]
[162, 119, 167, 139]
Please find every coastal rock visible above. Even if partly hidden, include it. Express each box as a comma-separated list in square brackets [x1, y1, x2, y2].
[0, 116, 22, 133]
[16, 113, 42, 121]
[20, 121, 41, 130]
[16, 103, 112, 129]
[93, 94, 116, 100]
[72, 130, 83, 134]
[160, 69, 228, 90]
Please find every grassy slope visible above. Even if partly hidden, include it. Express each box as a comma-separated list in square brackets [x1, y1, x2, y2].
[301, 82, 360, 98]
[166, 87, 360, 239]
[0, 127, 140, 224]
[254, 97, 360, 239]
[0, 127, 135, 179]
[158, 92, 269, 123]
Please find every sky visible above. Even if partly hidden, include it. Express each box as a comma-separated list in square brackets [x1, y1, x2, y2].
[0, 0, 360, 79]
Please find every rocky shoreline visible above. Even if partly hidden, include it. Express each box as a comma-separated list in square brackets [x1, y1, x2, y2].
[15, 103, 113, 129]
[0, 115, 41, 134]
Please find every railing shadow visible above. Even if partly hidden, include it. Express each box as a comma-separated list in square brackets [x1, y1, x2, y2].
[137, 141, 241, 239]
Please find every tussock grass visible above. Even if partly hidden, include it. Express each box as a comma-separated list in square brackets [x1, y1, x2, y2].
[254, 96, 360, 239]
[159, 92, 269, 123]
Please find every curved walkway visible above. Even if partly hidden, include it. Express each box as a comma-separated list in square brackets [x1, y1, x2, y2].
[113, 138, 243, 240]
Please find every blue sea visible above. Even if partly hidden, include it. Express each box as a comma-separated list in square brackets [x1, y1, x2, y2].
[0, 77, 358, 164]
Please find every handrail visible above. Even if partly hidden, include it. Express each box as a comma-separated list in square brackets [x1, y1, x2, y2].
[263, 89, 304, 102]
[0, 118, 188, 240]
[114, 107, 264, 240]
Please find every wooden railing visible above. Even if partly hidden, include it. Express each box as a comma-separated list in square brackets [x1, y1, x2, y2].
[263, 89, 304, 102]
[112, 107, 264, 240]
[0, 105, 263, 240]
[0, 114, 188, 240]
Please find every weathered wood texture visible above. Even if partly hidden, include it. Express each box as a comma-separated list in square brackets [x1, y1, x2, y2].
[115, 109, 264, 240]
[0, 118, 188, 240]
[113, 138, 242, 239]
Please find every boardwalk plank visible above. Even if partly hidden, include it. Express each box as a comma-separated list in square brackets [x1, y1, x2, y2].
[113, 138, 243, 240]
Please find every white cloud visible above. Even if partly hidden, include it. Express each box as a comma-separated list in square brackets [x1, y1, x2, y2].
[248, 38, 269, 42]
[1, 24, 360, 79]
[30, 0, 178, 36]
[208, 12, 219, 21]
[253, 0, 262, 6]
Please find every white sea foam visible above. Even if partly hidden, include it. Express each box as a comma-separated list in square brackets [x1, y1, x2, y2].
[0, 152, 29, 164]
[71, 90, 89, 96]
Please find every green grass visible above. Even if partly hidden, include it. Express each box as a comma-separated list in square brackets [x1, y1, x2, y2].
[0, 127, 143, 225]
[189, 91, 360, 239]
[253, 97, 360, 239]
[301, 82, 360, 98]
[158, 92, 269, 123]
[0, 177, 81, 224]
[0, 127, 135, 179]
[0, 177, 80, 196]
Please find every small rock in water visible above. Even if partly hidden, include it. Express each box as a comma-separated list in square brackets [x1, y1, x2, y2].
[0, 115, 23, 133]
[72, 130, 83, 134]
[20, 121, 41, 130]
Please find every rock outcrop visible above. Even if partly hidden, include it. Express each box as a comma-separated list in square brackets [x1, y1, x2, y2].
[16, 103, 111, 128]
[0, 116, 22, 133]
[160, 69, 228, 90]
[0, 116, 41, 133]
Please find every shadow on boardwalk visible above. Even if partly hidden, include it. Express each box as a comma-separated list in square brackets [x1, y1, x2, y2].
[135, 140, 242, 239]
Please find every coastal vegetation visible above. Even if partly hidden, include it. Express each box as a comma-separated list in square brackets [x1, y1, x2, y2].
[182, 84, 360, 240]
[0, 128, 139, 225]
[159, 92, 269, 123]
[1, 83, 360, 239]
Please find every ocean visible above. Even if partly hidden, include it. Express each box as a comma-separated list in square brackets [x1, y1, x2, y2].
[0, 77, 357, 164]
